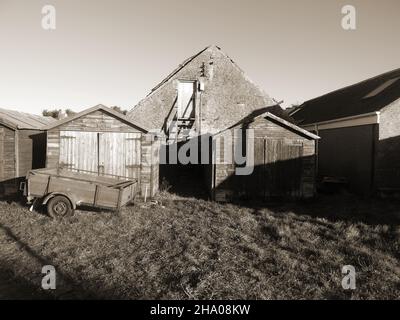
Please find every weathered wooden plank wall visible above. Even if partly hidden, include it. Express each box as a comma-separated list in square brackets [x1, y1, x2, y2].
[59, 131, 98, 172]
[46, 110, 159, 198]
[212, 117, 316, 201]
[0, 126, 48, 195]
[263, 138, 303, 198]
[17, 130, 46, 177]
[151, 138, 160, 197]
[1, 126, 15, 181]
[46, 130, 61, 168]
[59, 110, 139, 132]
[122, 132, 141, 181]
[140, 133, 153, 198]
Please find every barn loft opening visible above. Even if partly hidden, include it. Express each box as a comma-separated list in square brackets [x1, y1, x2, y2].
[164, 80, 203, 142]
[177, 80, 196, 120]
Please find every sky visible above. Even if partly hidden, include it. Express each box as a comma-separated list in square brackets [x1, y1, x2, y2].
[0, 0, 399, 115]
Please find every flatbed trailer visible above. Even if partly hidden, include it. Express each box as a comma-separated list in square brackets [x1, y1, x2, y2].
[22, 168, 138, 217]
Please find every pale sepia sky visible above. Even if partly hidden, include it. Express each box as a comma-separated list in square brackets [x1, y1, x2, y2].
[0, 0, 399, 114]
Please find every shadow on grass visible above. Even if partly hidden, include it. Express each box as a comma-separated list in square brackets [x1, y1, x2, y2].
[171, 192, 400, 227]
[258, 193, 400, 226]
[0, 261, 55, 300]
[0, 222, 100, 299]
[1, 190, 399, 299]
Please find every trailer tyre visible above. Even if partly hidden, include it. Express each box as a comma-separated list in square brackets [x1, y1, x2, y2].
[47, 196, 73, 218]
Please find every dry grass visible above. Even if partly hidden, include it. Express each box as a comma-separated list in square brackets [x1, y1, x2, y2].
[0, 192, 399, 300]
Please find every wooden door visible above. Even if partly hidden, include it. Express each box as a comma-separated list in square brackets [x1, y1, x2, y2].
[59, 131, 98, 173]
[244, 137, 266, 198]
[98, 132, 141, 179]
[124, 133, 141, 180]
[60, 131, 141, 179]
[264, 139, 303, 198]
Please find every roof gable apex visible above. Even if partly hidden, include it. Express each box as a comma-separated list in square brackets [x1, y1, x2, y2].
[127, 46, 276, 132]
[137, 45, 243, 102]
[214, 111, 320, 140]
[44, 104, 148, 132]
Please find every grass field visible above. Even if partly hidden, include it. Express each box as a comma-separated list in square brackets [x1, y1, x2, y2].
[0, 191, 399, 299]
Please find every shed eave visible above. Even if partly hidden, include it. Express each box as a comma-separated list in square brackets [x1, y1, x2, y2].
[302, 111, 380, 131]
[213, 111, 320, 140]
[0, 119, 17, 130]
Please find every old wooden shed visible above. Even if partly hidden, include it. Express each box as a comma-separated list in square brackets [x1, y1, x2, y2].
[0, 108, 55, 195]
[44, 105, 159, 198]
[210, 112, 320, 202]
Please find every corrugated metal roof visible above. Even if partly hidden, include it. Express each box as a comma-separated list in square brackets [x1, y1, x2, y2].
[0, 107, 56, 130]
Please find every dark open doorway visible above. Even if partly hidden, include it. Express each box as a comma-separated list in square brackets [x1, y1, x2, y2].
[159, 139, 209, 199]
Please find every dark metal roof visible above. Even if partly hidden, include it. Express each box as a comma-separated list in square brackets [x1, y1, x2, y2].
[292, 68, 400, 125]
[0, 107, 55, 130]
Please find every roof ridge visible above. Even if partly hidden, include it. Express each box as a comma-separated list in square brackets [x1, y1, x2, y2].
[148, 45, 213, 94]
[129, 46, 218, 113]
[130, 45, 273, 114]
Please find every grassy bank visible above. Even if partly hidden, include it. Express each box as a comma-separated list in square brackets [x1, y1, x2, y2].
[0, 192, 399, 299]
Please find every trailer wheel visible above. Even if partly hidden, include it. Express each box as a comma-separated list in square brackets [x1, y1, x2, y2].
[47, 196, 73, 218]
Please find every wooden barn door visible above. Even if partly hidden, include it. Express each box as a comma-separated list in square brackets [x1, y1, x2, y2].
[60, 131, 141, 179]
[264, 139, 303, 198]
[98, 132, 141, 179]
[59, 131, 98, 173]
[124, 133, 141, 180]
[246, 137, 267, 198]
